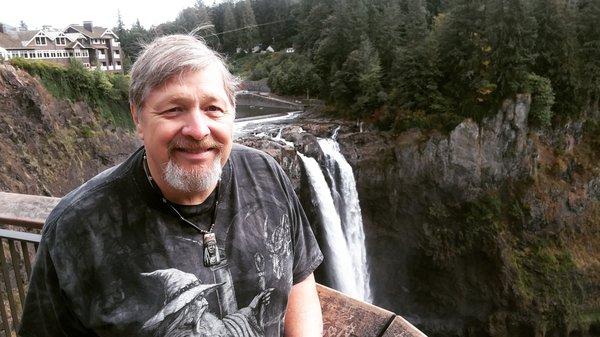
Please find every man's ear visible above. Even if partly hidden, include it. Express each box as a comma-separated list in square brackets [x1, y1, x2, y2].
[130, 104, 144, 140]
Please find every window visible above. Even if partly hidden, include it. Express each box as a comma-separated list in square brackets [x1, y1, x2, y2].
[50, 52, 56, 58]
[82, 50, 89, 57]
[116, 61, 121, 65]
[69, 51, 74, 57]
[100, 49, 105, 55]
[43, 52, 49, 58]
[102, 61, 106, 66]
[56, 37, 66, 45]
[35, 37, 46, 45]
[114, 50, 120, 55]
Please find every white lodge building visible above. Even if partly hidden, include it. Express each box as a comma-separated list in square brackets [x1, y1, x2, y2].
[0, 21, 122, 72]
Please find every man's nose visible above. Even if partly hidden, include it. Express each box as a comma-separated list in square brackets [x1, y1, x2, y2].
[181, 108, 210, 140]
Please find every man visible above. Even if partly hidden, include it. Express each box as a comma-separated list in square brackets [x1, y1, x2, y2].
[19, 35, 324, 336]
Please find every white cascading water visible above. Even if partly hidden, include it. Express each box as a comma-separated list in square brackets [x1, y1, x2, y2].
[317, 136, 372, 303]
[297, 153, 360, 298]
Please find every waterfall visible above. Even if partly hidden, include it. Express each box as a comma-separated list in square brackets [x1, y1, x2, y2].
[297, 153, 360, 298]
[317, 137, 372, 303]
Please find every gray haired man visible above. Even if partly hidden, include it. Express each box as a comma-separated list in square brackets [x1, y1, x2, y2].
[20, 35, 324, 336]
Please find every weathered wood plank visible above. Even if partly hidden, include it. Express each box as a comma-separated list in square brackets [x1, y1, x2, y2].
[0, 239, 19, 329]
[0, 192, 60, 229]
[381, 315, 427, 337]
[20, 241, 33, 280]
[317, 284, 395, 337]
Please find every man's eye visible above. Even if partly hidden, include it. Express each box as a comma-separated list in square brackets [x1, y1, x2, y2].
[163, 107, 182, 113]
[206, 105, 223, 112]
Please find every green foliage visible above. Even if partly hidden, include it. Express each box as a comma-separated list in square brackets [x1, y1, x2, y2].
[221, 2, 238, 54]
[10, 58, 133, 129]
[526, 73, 555, 127]
[531, 0, 580, 117]
[485, 0, 537, 99]
[268, 55, 322, 97]
[235, 0, 259, 51]
[330, 36, 386, 117]
[393, 109, 463, 133]
[577, 0, 600, 105]
[390, 37, 448, 114]
[113, 0, 600, 131]
[418, 185, 585, 332]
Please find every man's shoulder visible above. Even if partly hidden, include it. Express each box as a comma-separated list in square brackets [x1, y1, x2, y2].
[44, 148, 142, 232]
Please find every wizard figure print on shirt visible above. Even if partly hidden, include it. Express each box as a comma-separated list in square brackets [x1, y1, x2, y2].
[141, 268, 274, 337]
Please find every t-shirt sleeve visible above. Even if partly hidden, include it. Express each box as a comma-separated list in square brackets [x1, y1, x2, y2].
[282, 172, 324, 284]
[19, 225, 95, 337]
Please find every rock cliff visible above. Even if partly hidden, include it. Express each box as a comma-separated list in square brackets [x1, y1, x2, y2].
[241, 96, 600, 337]
[0, 64, 140, 196]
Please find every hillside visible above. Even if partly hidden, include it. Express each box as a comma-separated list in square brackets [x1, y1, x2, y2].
[0, 63, 139, 196]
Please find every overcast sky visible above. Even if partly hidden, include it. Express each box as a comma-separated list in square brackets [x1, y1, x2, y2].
[0, 0, 221, 30]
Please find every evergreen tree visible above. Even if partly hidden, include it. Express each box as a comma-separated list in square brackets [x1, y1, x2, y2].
[577, 0, 600, 110]
[221, 2, 238, 53]
[314, 0, 369, 95]
[485, 0, 537, 100]
[435, 0, 488, 114]
[367, 0, 405, 77]
[19, 20, 28, 31]
[391, 37, 447, 114]
[294, 0, 334, 54]
[404, 0, 429, 44]
[235, 0, 259, 51]
[331, 36, 385, 117]
[531, 0, 579, 117]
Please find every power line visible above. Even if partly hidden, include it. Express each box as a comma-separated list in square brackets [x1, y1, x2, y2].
[209, 18, 290, 37]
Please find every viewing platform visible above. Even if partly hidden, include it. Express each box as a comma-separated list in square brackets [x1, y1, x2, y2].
[0, 191, 426, 337]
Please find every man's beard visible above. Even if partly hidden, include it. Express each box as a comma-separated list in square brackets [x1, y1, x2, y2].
[162, 136, 223, 193]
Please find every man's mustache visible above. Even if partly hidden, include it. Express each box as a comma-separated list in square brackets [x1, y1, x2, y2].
[168, 137, 222, 153]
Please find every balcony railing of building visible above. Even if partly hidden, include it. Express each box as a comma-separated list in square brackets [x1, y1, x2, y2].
[0, 191, 426, 337]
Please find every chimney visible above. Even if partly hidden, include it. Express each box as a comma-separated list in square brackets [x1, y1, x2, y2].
[0, 24, 5, 34]
[83, 21, 93, 32]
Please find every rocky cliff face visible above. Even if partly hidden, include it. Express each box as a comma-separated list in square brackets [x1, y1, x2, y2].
[0, 64, 140, 196]
[241, 96, 599, 337]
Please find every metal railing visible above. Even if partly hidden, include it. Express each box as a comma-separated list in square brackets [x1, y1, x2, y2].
[0, 192, 426, 337]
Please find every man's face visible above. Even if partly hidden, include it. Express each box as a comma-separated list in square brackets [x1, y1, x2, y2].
[134, 66, 234, 198]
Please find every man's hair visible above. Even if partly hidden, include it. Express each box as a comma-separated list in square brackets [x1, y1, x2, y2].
[129, 34, 238, 118]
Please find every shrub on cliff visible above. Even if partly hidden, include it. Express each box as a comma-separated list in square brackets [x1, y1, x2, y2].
[526, 73, 555, 127]
[9, 58, 132, 128]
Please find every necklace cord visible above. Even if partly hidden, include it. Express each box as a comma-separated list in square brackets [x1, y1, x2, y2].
[142, 153, 220, 235]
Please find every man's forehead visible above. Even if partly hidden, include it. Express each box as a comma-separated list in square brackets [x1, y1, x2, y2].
[151, 68, 229, 102]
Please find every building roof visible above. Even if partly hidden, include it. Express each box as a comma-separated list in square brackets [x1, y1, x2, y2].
[0, 32, 23, 48]
[16, 30, 38, 45]
[64, 32, 84, 42]
[65, 40, 89, 49]
[67, 25, 108, 39]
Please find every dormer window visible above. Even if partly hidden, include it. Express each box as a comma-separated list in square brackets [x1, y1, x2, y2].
[35, 37, 46, 45]
[56, 37, 66, 45]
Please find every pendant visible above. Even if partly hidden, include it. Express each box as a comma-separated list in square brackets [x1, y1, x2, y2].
[203, 233, 221, 267]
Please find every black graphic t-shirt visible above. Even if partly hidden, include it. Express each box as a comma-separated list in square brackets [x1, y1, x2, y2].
[20, 145, 323, 337]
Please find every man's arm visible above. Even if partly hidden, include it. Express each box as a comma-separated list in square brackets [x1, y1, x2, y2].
[284, 273, 323, 337]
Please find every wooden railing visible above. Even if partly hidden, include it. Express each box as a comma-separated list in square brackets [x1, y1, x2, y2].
[0, 192, 426, 337]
